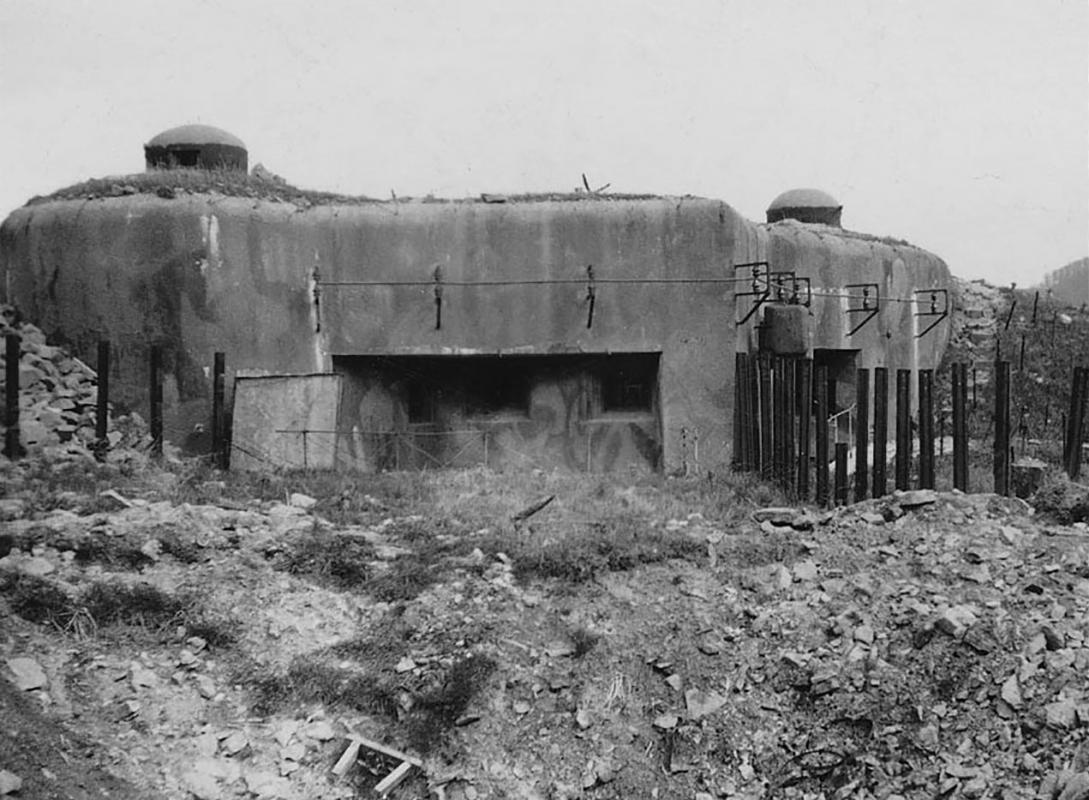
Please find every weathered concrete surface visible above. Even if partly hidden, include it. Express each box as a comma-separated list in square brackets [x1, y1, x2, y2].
[1, 194, 756, 472]
[0, 190, 954, 472]
[231, 374, 341, 470]
[744, 219, 952, 414]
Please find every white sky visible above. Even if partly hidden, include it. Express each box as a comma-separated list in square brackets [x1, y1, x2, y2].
[1, 0, 1086, 286]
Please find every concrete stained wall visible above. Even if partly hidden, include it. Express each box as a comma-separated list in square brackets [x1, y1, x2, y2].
[742, 219, 952, 412]
[0, 194, 755, 471]
[0, 197, 322, 446]
[0, 192, 953, 472]
[231, 374, 341, 470]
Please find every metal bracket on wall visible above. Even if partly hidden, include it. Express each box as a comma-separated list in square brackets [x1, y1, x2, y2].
[845, 283, 880, 336]
[311, 265, 322, 333]
[769, 271, 811, 307]
[914, 288, 949, 339]
[734, 261, 771, 325]
[737, 266, 811, 326]
[585, 265, 596, 329]
[433, 265, 443, 330]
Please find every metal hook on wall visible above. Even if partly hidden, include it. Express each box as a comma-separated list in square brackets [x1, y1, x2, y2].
[585, 265, 596, 329]
[433, 265, 443, 330]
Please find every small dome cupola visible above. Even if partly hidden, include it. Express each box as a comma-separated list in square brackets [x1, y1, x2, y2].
[144, 124, 247, 171]
[766, 188, 842, 226]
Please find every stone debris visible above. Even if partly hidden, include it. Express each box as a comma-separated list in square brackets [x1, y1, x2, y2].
[288, 492, 317, 510]
[1, 409, 1089, 799]
[1, 304, 152, 459]
[303, 720, 336, 742]
[5, 657, 47, 691]
[684, 688, 726, 720]
[0, 770, 22, 796]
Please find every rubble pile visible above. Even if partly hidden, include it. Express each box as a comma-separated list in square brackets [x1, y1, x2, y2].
[2, 460, 1089, 798]
[949, 277, 1002, 361]
[1, 305, 102, 450]
[0, 304, 149, 457]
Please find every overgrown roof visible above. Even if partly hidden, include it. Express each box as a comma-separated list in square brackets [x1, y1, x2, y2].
[28, 169, 677, 209]
[762, 218, 915, 249]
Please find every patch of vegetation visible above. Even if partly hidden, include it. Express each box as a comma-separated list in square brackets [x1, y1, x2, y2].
[406, 654, 497, 753]
[154, 527, 205, 564]
[718, 527, 799, 570]
[239, 616, 412, 715]
[32, 169, 664, 210]
[569, 626, 601, 658]
[32, 168, 383, 208]
[0, 572, 77, 627]
[181, 610, 240, 649]
[1031, 472, 1089, 523]
[274, 528, 376, 589]
[363, 559, 438, 602]
[68, 534, 155, 569]
[80, 581, 187, 628]
[80, 580, 239, 644]
[0, 573, 238, 644]
[17, 460, 127, 513]
[243, 659, 400, 718]
[507, 515, 705, 584]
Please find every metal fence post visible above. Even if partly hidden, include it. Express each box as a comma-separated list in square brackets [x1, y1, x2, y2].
[4, 333, 20, 460]
[733, 352, 743, 469]
[783, 357, 796, 495]
[815, 363, 830, 507]
[918, 369, 934, 489]
[212, 352, 226, 468]
[150, 345, 163, 458]
[747, 353, 760, 472]
[773, 356, 785, 488]
[993, 360, 1010, 495]
[872, 367, 888, 498]
[1065, 366, 1088, 479]
[952, 363, 969, 490]
[895, 369, 911, 490]
[854, 368, 870, 502]
[796, 358, 812, 499]
[94, 340, 110, 461]
[758, 355, 772, 480]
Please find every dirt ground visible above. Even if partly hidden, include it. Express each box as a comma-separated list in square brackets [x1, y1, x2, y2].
[2, 453, 1089, 800]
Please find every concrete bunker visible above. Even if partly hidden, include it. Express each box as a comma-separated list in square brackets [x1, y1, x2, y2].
[0, 128, 955, 474]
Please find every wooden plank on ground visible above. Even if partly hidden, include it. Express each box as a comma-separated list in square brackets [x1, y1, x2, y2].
[331, 740, 361, 777]
[374, 761, 414, 795]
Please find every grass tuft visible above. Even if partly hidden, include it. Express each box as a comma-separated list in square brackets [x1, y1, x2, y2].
[363, 559, 438, 602]
[570, 626, 601, 658]
[275, 528, 376, 589]
[0, 572, 77, 627]
[505, 515, 705, 585]
[1031, 472, 1089, 523]
[241, 658, 400, 718]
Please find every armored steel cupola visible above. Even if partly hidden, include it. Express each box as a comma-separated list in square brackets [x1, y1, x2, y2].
[766, 188, 842, 226]
[144, 124, 247, 171]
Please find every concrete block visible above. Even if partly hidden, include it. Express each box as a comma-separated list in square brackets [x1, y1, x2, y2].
[760, 304, 811, 355]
